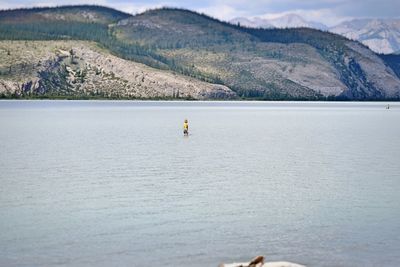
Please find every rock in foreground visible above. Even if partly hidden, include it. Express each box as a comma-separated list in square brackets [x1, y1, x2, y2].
[220, 256, 305, 267]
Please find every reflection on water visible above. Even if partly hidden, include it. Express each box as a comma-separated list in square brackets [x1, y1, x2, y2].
[0, 100, 399, 267]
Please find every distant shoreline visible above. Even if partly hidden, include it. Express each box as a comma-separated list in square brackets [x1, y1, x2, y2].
[1, 97, 399, 102]
[0, 97, 399, 103]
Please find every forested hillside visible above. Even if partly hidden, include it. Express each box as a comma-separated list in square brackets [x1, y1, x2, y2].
[380, 54, 400, 79]
[1, 6, 399, 100]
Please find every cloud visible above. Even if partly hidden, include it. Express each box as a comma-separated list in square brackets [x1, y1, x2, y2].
[107, 2, 166, 15]
[197, 4, 245, 20]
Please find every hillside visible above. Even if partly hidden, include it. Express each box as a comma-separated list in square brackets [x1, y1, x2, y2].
[0, 40, 234, 99]
[379, 53, 400, 79]
[331, 19, 400, 54]
[230, 15, 400, 55]
[115, 8, 400, 99]
[1, 6, 400, 100]
[0, 5, 131, 24]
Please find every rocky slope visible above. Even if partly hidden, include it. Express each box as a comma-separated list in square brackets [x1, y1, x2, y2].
[1, 6, 400, 100]
[0, 40, 235, 99]
[330, 19, 400, 54]
[117, 9, 400, 99]
[231, 15, 400, 55]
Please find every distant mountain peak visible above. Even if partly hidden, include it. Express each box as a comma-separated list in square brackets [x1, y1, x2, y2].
[229, 14, 327, 30]
[1, 5, 400, 100]
[230, 14, 400, 54]
[330, 18, 400, 54]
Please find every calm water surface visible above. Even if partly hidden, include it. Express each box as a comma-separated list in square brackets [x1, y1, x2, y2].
[0, 100, 399, 267]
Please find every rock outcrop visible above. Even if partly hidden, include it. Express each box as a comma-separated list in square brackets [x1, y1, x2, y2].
[1, 6, 400, 100]
[0, 40, 235, 99]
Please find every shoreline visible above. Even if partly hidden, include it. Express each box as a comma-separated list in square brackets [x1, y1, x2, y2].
[0, 97, 399, 102]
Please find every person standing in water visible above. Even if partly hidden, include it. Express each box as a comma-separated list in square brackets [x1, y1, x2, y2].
[183, 119, 189, 136]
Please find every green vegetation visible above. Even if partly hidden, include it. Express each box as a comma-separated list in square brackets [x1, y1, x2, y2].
[0, 7, 223, 84]
[0, 6, 399, 100]
[380, 54, 400, 79]
[0, 5, 131, 24]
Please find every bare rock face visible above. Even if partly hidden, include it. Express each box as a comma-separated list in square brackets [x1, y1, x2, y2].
[1, 6, 400, 100]
[0, 40, 236, 99]
[344, 42, 400, 99]
[330, 19, 400, 54]
[115, 8, 400, 100]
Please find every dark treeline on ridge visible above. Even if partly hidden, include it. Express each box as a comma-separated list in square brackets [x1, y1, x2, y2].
[0, 5, 399, 100]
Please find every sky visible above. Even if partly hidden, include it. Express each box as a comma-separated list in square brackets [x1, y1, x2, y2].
[0, 0, 399, 26]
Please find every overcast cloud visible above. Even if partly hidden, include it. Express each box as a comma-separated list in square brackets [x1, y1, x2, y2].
[0, 0, 399, 26]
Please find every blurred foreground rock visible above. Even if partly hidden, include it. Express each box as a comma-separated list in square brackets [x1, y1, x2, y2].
[219, 256, 306, 267]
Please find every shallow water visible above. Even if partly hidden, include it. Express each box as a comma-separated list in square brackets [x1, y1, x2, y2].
[0, 100, 399, 267]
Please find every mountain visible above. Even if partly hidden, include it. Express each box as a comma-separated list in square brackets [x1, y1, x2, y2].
[230, 17, 274, 28]
[0, 5, 131, 24]
[0, 40, 234, 99]
[231, 15, 400, 55]
[268, 14, 327, 30]
[0, 6, 234, 99]
[330, 19, 400, 54]
[1, 6, 400, 100]
[379, 53, 400, 79]
[230, 14, 328, 30]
